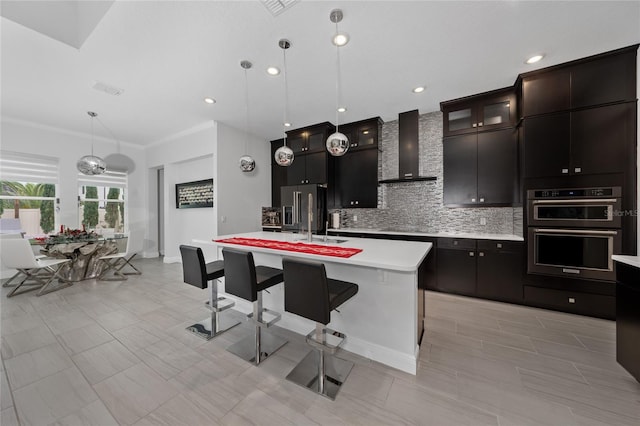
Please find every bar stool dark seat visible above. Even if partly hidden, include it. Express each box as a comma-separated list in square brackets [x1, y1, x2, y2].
[179, 245, 239, 340]
[282, 257, 359, 400]
[222, 248, 287, 365]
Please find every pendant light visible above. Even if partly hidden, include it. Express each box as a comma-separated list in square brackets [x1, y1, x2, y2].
[274, 38, 294, 167]
[77, 111, 107, 175]
[326, 9, 349, 157]
[239, 60, 256, 172]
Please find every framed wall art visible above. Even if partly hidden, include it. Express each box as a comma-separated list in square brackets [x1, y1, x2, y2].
[175, 179, 214, 209]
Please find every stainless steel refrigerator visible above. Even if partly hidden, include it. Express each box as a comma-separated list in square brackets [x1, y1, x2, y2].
[280, 184, 326, 233]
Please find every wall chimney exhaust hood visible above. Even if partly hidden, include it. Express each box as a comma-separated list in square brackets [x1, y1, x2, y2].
[379, 109, 437, 184]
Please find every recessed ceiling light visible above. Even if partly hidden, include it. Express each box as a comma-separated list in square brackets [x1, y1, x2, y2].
[284, 122, 292, 127]
[267, 66, 280, 76]
[332, 33, 349, 47]
[526, 54, 545, 64]
[337, 107, 347, 113]
[204, 97, 216, 104]
[362, 130, 369, 135]
[412, 86, 425, 93]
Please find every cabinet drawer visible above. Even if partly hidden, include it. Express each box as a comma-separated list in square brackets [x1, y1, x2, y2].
[524, 286, 615, 319]
[437, 238, 476, 250]
[477, 240, 522, 252]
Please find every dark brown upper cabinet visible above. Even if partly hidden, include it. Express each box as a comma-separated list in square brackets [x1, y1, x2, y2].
[270, 139, 288, 207]
[331, 117, 381, 209]
[520, 44, 638, 117]
[286, 151, 327, 186]
[444, 128, 518, 206]
[285, 122, 334, 155]
[337, 117, 382, 151]
[523, 102, 636, 178]
[441, 88, 517, 137]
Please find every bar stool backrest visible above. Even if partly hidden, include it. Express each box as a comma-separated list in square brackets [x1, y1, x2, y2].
[179, 245, 208, 289]
[222, 248, 257, 302]
[282, 258, 331, 325]
[1, 238, 40, 269]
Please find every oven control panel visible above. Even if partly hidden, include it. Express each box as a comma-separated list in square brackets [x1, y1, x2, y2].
[530, 187, 621, 199]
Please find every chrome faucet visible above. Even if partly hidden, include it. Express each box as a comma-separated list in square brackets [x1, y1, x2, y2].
[307, 193, 313, 242]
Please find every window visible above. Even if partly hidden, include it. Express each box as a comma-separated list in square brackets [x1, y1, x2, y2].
[78, 170, 127, 233]
[0, 151, 58, 237]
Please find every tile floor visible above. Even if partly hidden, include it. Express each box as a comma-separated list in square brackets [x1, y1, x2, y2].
[1, 258, 639, 425]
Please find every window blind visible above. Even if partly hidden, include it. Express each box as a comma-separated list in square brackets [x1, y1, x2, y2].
[77, 169, 127, 188]
[0, 151, 59, 184]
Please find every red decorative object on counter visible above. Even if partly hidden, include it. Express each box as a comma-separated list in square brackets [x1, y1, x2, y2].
[214, 237, 362, 258]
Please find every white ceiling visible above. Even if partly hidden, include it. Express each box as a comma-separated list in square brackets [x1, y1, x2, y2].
[2, 1, 639, 147]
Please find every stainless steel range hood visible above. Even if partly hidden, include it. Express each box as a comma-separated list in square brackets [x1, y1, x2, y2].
[379, 110, 437, 184]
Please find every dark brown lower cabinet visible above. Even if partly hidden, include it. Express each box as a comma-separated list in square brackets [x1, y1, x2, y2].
[615, 262, 640, 382]
[476, 240, 524, 303]
[524, 286, 615, 319]
[437, 239, 477, 296]
[437, 238, 523, 301]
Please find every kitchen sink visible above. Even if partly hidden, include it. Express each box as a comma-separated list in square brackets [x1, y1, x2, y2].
[294, 236, 349, 244]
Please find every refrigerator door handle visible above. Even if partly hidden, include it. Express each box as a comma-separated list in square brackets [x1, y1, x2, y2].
[293, 191, 300, 224]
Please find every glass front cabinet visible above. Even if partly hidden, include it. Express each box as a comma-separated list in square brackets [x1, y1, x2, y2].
[442, 88, 516, 137]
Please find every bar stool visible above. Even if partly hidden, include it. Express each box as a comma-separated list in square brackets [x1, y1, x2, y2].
[222, 248, 287, 365]
[282, 257, 359, 400]
[179, 245, 239, 340]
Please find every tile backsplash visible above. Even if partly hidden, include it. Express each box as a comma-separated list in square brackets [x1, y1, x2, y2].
[331, 110, 523, 236]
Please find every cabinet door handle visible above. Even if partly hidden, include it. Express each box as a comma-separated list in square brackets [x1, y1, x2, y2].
[496, 243, 502, 249]
[479, 252, 484, 257]
[561, 168, 569, 174]
[469, 252, 475, 257]
[479, 197, 485, 203]
[355, 201, 359, 205]
[478, 122, 483, 127]
[471, 198, 476, 203]
[574, 167, 582, 173]
[472, 123, 477, 128]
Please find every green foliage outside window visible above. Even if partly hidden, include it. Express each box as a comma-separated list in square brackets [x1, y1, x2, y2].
[39, 184, 55, 233]
[105, 188, 120, 228]
[83, 186, 99, 228]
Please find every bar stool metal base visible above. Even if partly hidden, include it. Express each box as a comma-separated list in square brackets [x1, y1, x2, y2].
[186, 312, 240, 340]
[286, 350, 354, 400]
[185, 279, 239, 340]
[226, 329, 287, 364]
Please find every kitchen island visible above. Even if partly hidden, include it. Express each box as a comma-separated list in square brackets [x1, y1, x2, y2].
[193, 231, 433, 374]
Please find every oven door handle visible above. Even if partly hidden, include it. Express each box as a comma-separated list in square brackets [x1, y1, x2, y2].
[534, 228, 618, 236]
[531, 199, 618, 204]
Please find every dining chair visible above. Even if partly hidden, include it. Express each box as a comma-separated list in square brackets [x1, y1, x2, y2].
[0, 238, 71, 297]
[97, 232, 142, 281]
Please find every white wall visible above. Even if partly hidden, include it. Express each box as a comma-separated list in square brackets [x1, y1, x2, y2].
[216, 122, 270, 235]
[145, 121, 270, 263]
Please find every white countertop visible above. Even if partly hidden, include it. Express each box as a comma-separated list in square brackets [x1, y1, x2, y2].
[328, 228, 524, 242]
[612, 255, 640, 269]
[199, 231, 433, 272]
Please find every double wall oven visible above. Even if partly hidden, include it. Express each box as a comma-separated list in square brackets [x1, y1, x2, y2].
[527, 187, 622, 281]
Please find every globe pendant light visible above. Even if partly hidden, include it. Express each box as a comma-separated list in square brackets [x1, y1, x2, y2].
[239, 60, 256, 172]
[274, 38, 294, 167]
[77, 111, 107, 175]
[326, 9, 349, 157]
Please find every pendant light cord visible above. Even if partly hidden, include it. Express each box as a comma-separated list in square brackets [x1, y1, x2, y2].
[335, 21, 341, 134]
[95, 116, 122, 154]
[282, 46, 289, 147]
[90, 115, 95, 156]
[244, 66, 250, 155]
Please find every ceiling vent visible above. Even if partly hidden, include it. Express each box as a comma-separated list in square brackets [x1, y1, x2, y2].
[91, 81, 124, 96]
[260, 0, 298, 17]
